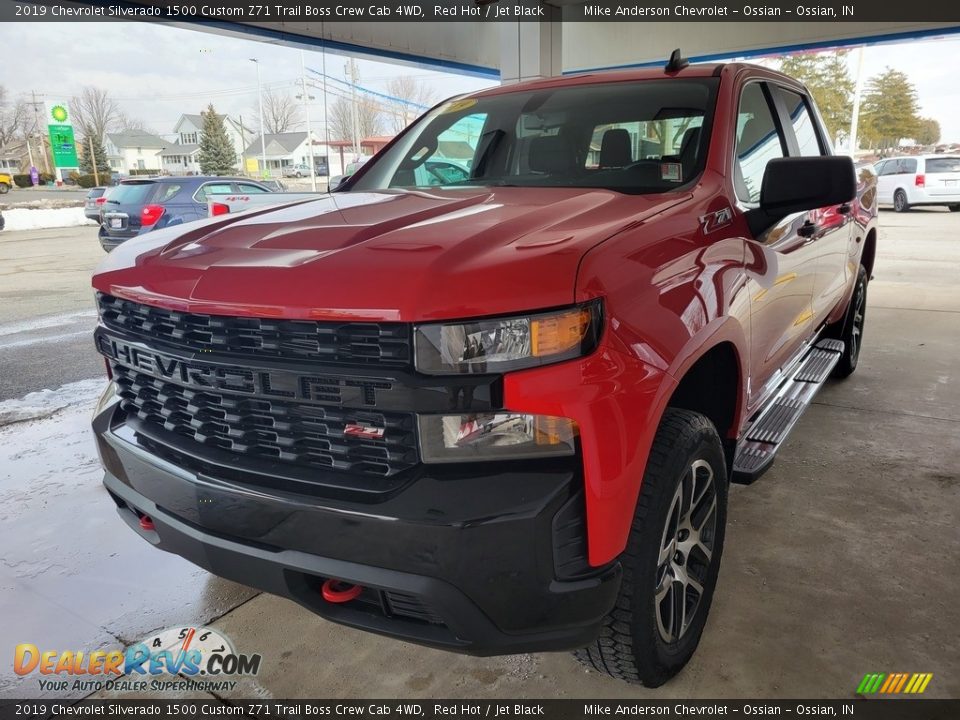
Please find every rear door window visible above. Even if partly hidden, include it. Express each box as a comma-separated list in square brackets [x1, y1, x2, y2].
[776, 88, 824, 157]
[897, 159, 917, 174]
[735, 83, 787, 204]
[925, 157, 960, 173]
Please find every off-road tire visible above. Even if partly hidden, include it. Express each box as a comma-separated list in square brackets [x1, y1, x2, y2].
[830, 265, 868, 378]
[574, 408, 728, 687]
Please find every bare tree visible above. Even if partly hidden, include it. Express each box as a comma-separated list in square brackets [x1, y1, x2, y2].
[0, 86, 28, 146]
[385, 76, 435, 133]
[254, 88, 302, 135]
[116, 112, 151, 133]
[70, 86, 121, 141]
[328, 96, 383, 146]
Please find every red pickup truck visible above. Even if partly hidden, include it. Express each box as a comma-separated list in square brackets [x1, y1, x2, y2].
[91, 57, 877, 686]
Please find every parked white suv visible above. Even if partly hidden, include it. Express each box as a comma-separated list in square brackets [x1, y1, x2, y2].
[874, 155, 960, 212]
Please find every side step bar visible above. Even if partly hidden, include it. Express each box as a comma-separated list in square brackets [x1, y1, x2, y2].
[732, 338, 844, 484]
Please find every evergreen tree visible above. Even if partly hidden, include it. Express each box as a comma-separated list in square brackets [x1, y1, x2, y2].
[860, 68, 921, 150]
[198, 104, 236, 175]
[914, 117, 940, 146]
[778, 51, 854, 144]
[79, 131, 110, 175]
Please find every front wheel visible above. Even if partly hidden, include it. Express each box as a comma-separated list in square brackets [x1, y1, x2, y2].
[893, 190, 910, 213]
[0, 182, 9, 194]
[575, 408, 728, 686]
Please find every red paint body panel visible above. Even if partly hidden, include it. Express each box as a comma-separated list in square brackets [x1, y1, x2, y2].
[91, 62, 878, 569]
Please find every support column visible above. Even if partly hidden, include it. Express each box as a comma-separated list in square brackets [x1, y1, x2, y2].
[498, 5, 562, 84]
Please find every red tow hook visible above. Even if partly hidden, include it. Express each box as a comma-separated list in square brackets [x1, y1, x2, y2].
[138, 515, 155, 531]
[321, 578, 363, 603]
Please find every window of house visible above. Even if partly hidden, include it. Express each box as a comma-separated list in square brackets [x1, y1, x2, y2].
[734, 83, 786, 204]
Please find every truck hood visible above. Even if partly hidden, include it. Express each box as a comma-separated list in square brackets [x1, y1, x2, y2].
[93, 188, 688, 322]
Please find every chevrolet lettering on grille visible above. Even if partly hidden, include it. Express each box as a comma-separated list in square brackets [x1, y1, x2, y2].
[97, 334, 393, 407]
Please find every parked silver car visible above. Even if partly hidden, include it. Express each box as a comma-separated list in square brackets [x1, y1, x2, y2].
[874, 155, 960, 212]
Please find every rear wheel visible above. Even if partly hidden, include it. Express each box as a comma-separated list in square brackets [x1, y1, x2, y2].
[575, 408, 728, 686]
[831, 265, 868, 378]
[893, 190, 910, 213]
[0, 182, 9, 194]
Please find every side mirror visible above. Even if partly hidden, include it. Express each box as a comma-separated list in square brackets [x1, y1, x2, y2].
[747, 156, 856, 236]
[329, 175, 351, 192]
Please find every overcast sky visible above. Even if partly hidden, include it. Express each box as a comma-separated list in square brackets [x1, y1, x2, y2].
[2, 22, 959, 142]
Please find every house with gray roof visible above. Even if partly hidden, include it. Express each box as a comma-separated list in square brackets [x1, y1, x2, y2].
[105, 130, 168, 174]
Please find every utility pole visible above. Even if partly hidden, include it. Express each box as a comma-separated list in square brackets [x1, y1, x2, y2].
[249, 59, 267, 177]
[27, 91, 50, 174]
[346, 58, 361, 156]
[298, 51, 317, 192]
[848, 46, 866, 156]
[239, 113, 248, 176]
[88, 135, 99, 186]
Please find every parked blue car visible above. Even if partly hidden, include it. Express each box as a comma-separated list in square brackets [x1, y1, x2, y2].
[98, 176, 272, 252]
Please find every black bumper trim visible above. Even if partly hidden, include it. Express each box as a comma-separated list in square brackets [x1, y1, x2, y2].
[103, 471, 619, 655]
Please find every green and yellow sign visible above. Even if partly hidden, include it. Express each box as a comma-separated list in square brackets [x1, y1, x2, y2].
[46, 101, 78, 170]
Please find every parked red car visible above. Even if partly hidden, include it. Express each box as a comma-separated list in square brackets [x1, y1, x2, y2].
[91, 57, 876, 686]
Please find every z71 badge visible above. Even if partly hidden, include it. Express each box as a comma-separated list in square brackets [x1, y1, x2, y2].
[700, 207, 734, 235]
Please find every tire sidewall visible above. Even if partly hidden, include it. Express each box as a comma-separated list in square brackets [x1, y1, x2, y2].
[894, 190, 907, 212]
[630, 418, 728, 681]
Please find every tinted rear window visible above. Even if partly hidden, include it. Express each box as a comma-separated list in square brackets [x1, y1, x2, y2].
[926, 157, 960, 173]
[108, 183, 154, 205]
[87, 188, 105, 199]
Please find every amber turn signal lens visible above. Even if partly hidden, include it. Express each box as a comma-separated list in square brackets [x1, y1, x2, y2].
[531, 309, 592, 357]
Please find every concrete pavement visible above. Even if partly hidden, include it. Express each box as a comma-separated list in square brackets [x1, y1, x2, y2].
[0, 208, 957, 700]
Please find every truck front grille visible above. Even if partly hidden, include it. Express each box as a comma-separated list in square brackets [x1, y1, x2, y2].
[112, 362, 418, 477]
[97, 293, 412, 368]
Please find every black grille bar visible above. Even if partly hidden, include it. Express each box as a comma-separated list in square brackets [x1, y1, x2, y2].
[112, 362, 419, 478]
[97, 293, 412, 368]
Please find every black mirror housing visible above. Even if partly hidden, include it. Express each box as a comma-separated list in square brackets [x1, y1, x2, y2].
[761, 156, 856, 213]
[747, 156, 856, 235]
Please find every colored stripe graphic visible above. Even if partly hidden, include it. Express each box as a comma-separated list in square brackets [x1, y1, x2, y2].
[858, 672, 932, 694]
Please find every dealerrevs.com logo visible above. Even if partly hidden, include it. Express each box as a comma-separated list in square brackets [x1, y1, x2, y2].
[14, 626, 261, 693]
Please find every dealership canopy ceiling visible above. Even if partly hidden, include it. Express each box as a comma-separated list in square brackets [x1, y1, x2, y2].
[66, 0, 960, 81]
[187, 16, 960, 82]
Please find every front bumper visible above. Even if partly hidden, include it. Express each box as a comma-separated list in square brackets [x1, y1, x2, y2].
[93, 390, 621, 655]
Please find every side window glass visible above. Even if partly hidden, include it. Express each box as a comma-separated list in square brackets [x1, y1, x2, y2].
[735, 83, 786, 204]
[899, 159, 917, 174]
[778, 88, 823, 157]
[874, 161, 889, 176]
[237, 183, 268, 193]
[194, 183, 232, 203]
[153, 184, 182, 203]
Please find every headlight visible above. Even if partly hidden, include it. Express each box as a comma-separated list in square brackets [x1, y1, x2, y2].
[418, 413, 577, 463]
[414, 300, 602, 375]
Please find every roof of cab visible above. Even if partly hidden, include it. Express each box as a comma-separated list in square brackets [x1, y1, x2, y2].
[468, 62, 798, 99]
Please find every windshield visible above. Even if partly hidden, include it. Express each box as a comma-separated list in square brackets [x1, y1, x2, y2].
[351, 79, 717, 195]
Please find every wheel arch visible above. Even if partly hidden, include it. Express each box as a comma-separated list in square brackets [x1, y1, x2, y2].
[861, 227, 878, 277]
[664, 338, 745, 470]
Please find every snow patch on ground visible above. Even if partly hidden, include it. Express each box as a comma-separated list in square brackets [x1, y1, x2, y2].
[0, 309, 97, 337]
[0, 377, 105, 426]
[2, 206, 96, 231]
